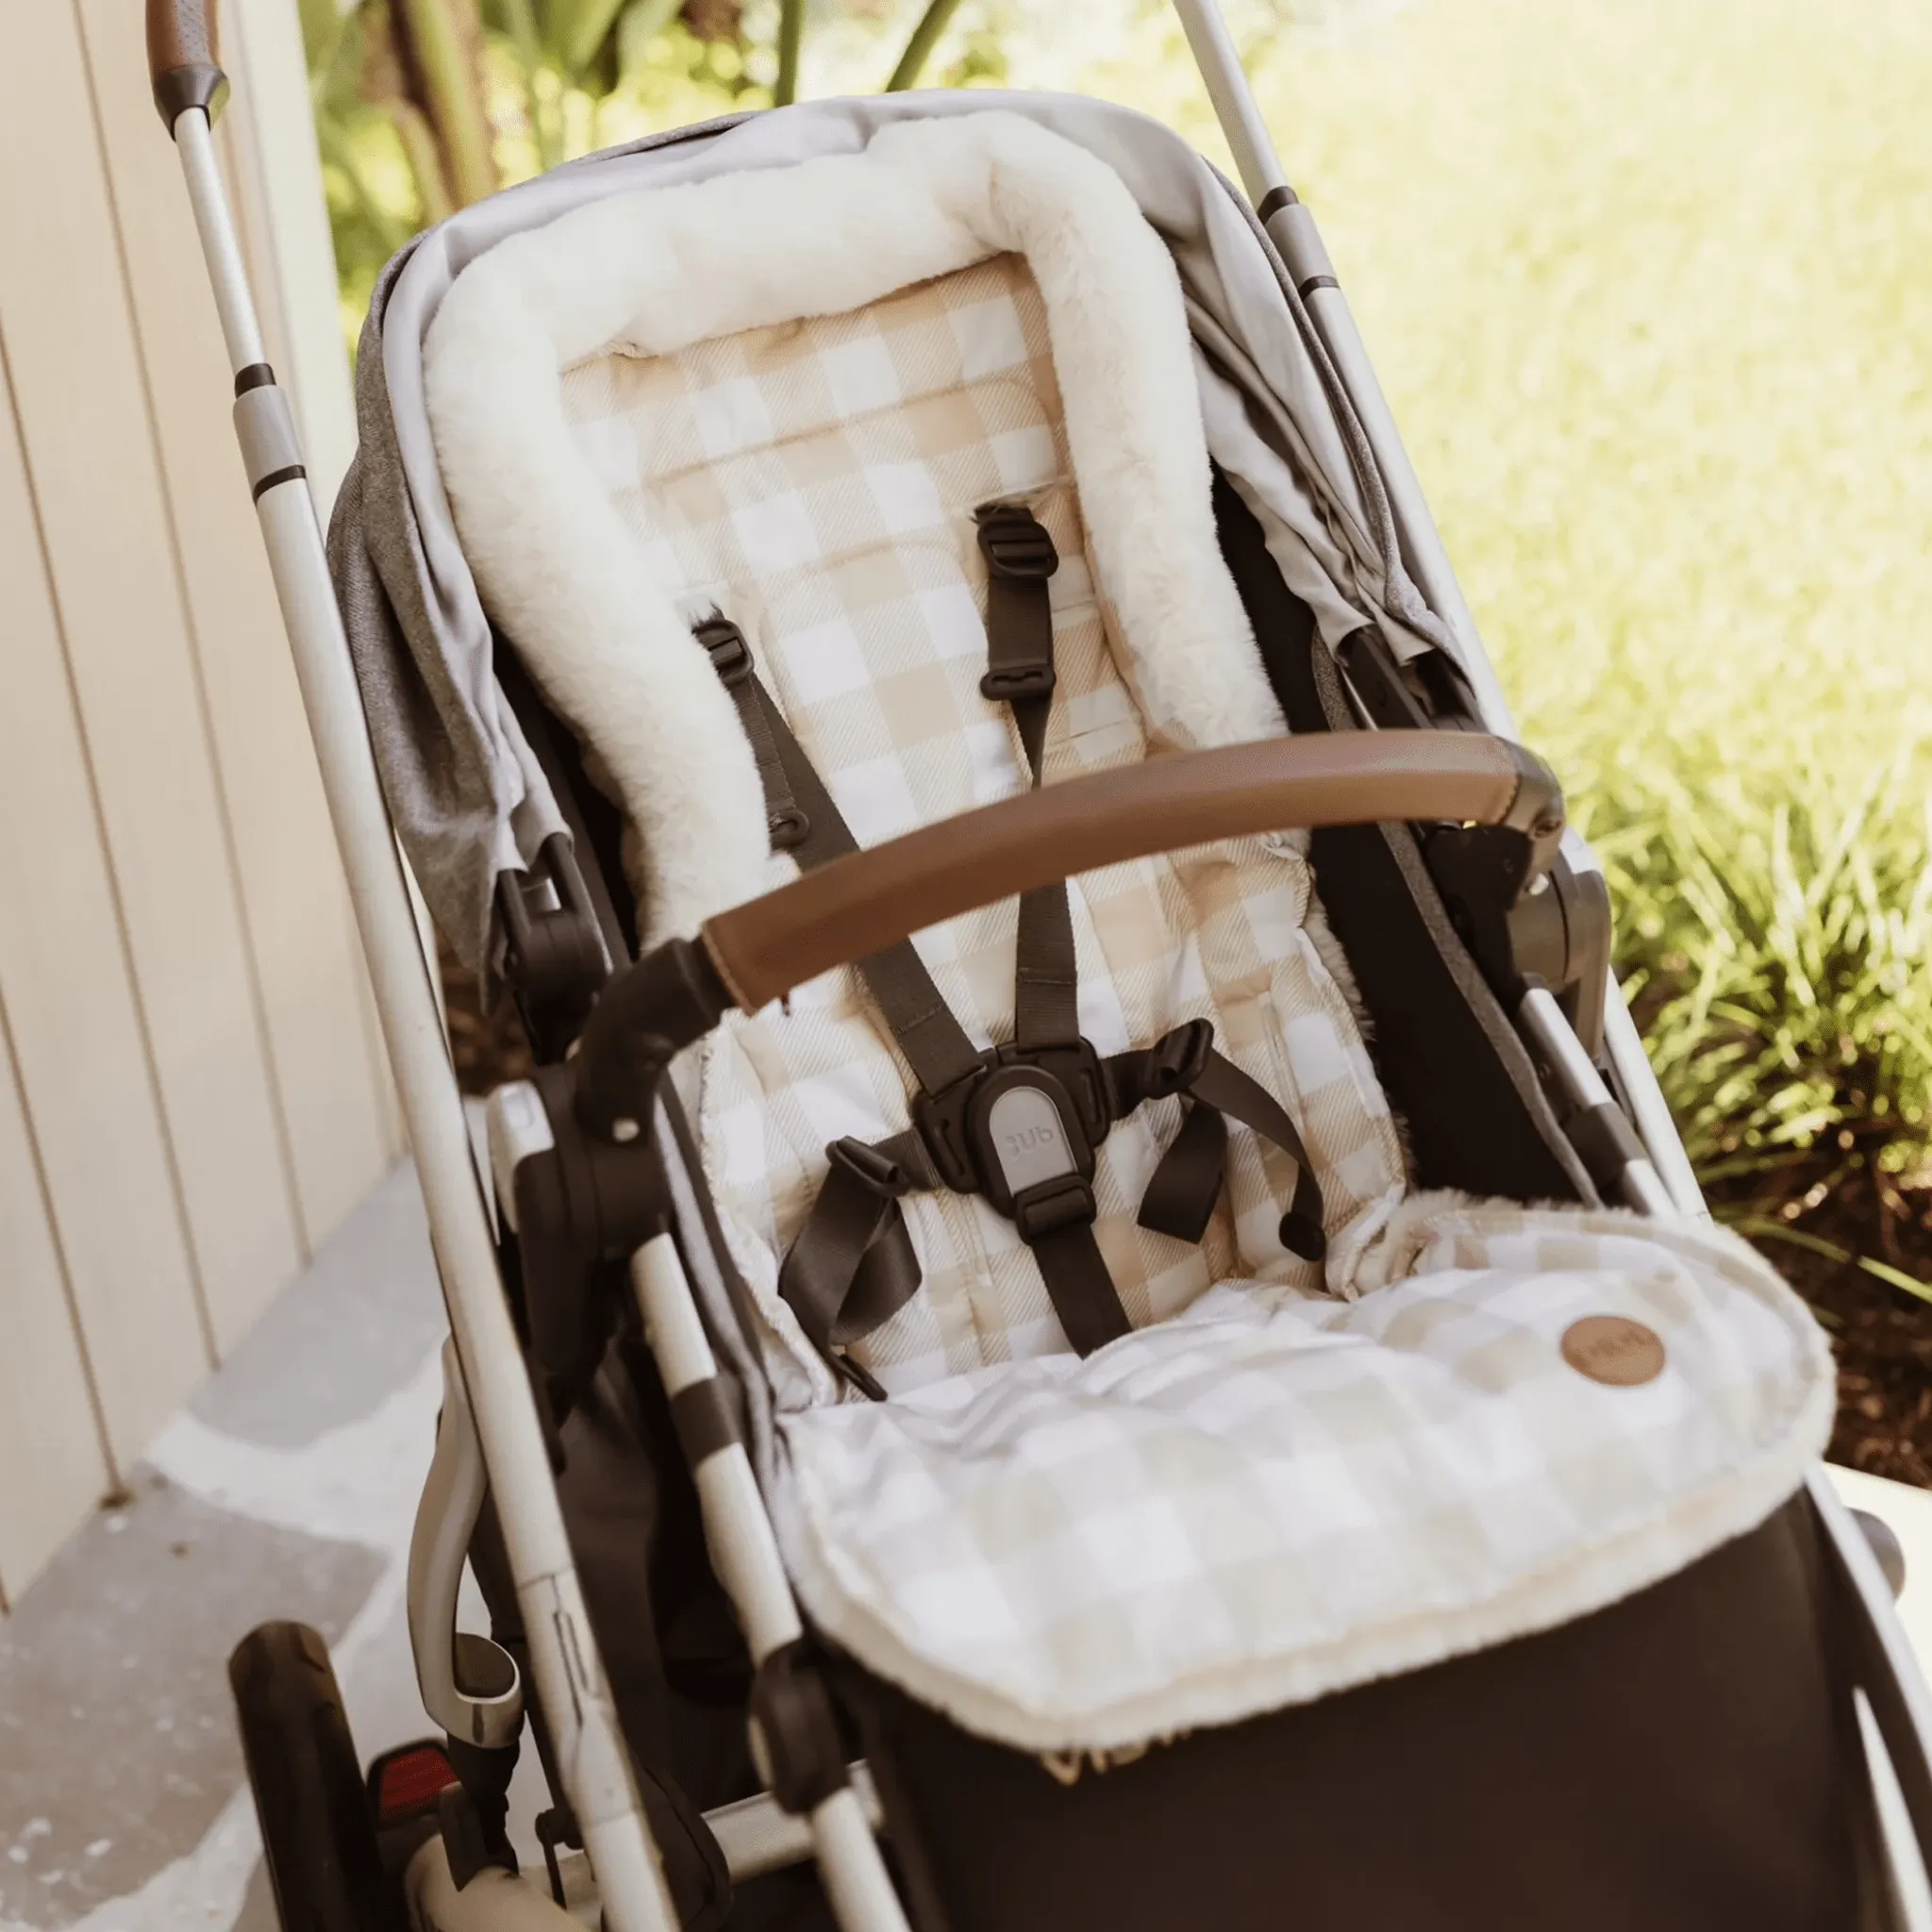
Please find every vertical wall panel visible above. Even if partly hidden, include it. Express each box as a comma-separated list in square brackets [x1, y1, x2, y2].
[0, 345, 208, 1482]
[0, 0, 405, 1602]
[0, 1017, 112, 1609]
[74, 0, 396, 1287]
[0, 2, 301, 1358]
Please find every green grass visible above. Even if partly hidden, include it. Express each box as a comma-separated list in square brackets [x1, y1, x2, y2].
[1092, 0, 1932, 1260]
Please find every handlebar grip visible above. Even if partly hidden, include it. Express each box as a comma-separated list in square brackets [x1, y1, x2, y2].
[148, 0, 228, 131]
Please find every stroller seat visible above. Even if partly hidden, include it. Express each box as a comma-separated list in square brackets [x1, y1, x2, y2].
[779, 1204, 1824, 1753]
[424, 109, 1831, 1760]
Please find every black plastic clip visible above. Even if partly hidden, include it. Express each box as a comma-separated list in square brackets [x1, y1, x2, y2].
[976, 505, 1059, 702]
[496, 834, 611, 1063]
[1142, 1018, 1215, 1100]
[695, 615, 755, 688]
[1011, 1172, 1098, 1244]
[828, 1136, 913, 1198]
[975, 504, 1059, 581]
[980, 661, 1058, 702]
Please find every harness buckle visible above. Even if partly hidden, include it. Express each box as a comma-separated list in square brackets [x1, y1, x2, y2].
[694, 615, 755, 689]
[909, 1056, 993, 1195]
[993, 1037, 1113, 1141]
[911, 1039, 1113, 1205]
[967, 1062, 1095, 1221]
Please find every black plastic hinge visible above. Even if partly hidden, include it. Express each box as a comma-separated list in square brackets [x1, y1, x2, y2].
[573, 937, 735, 1141]
[749, 1643, 850, 1816]
[511, 1063, 670, 1383]
[497, 834, 611, 1062]
[1421, 822, 1539, 994]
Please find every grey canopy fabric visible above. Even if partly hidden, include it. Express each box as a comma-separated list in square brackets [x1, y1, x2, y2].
[326, 90, 1453, 979]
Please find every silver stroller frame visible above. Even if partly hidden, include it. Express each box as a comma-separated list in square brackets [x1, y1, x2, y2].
[147, 0, 1932, 1924]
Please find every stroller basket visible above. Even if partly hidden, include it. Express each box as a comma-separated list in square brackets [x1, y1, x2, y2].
[146, 2, 1932, 1927]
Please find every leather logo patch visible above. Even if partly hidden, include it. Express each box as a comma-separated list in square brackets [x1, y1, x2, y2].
[1560, 1315, 1666, 1387]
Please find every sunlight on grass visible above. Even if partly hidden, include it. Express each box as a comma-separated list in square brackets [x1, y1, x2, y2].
[1081, 0, 1932, 1224]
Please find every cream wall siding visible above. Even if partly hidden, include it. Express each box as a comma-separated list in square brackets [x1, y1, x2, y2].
[0, 0, 399, 1607]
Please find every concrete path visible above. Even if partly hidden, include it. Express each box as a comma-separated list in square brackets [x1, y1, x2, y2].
[0, 1161, 543, 1931]
[3, 1158, 1930, 1928]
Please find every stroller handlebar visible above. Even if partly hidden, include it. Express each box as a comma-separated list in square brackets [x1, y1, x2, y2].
[700, 730, 1560, 1016]
[571, 731, 1559, 1139]
[148, 0, 227, 130]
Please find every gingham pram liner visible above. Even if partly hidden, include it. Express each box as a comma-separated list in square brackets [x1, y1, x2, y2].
[424, 111, 1832, 1753]
[569, 249, 1408, 1391]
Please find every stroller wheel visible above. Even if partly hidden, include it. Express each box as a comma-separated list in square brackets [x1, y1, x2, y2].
[229, 1622, 402, 1932]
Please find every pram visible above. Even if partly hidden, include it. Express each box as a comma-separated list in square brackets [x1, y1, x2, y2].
[146, 1, 1932, 1925]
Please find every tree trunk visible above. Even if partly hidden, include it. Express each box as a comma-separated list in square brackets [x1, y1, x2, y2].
[391, 0, 501, 207]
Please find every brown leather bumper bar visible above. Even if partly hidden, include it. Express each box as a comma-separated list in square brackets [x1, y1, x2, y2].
[148, 0, 228, 128]
[700, 730, 1557, 1013]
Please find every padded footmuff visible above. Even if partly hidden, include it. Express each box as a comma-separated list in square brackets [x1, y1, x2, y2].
[421, 106, 1840, 1905]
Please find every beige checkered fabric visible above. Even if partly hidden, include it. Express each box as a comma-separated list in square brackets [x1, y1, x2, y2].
[558, 256, 1829, 1749]
[562, 254, 1407, 1396]
[775, 1197, 1831, 1749]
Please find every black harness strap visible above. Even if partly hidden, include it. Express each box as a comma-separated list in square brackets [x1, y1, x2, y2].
[974, 507, 1128, 1350]
[697, 616, 808, 851]
[693, 503, 1327, 1386]
[977, 506, 1080, 1054]
[1190, 1052, 1328, 1261]
[774, 1141, 916, 1402]
[697, 615, 980, 1095]
[691, 622, 975, 1377]
[766, 712, 986, 1097]
[1108, 1021, 1327, 1263]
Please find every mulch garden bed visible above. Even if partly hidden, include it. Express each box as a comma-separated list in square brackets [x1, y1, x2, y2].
[1719, 1186, 1932, 1489]
[439, 953, 1932, 1486]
